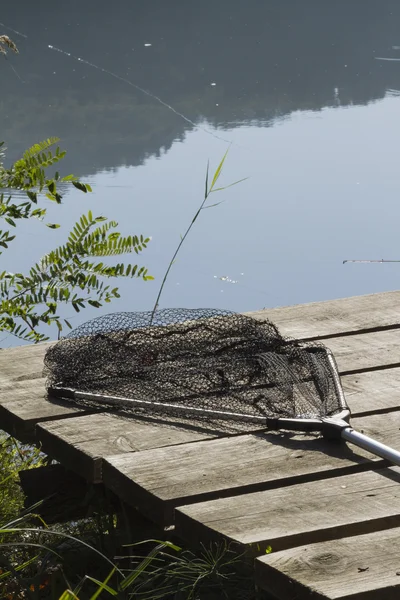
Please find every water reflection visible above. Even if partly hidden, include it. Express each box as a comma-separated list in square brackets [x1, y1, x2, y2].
[1, 1, 400, 339]
[2, 0, 400, 173]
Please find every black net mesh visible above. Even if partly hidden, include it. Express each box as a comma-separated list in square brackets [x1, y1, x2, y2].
[44, 308, 346, 425]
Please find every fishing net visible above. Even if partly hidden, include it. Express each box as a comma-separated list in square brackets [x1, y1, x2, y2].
[44, 308, 345, 427]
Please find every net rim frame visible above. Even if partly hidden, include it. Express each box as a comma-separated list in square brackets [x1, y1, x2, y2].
[47, 349, 351, 432]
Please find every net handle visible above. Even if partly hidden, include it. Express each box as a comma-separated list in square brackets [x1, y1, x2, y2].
[320, 353, 400, 466]
[48, 389, 400, 466]
[341, 426, 400, 467]
[48, 386, 342, 432]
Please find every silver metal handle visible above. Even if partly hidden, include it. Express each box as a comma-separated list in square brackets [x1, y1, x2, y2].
[341, 426, 400, 467]
[48, 386, 329, 430]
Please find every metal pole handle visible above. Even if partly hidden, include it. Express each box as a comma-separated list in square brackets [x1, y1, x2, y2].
[341, 427, 400, 467]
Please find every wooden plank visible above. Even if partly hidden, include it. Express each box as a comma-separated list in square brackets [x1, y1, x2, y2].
[250, 290, 400, 339]
[255, 526, 400, 600]
[342, 367, 400, 416]
[0, 342, 52, 384]
[322, 329, 400, 374]
[36, 413, 218, 483]
[175, 466, 400, 553]
[102, 411, 400, 526]
[0, 379, 90, 442]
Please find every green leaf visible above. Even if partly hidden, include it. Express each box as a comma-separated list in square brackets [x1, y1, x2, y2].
[46, 223, 61, 229]
[88, 300, 102, 308]
[87, 569, 118, 599]
[47, 181, 56, 194]
[26, 191, 38, 203]
[72, 181, 89, 193]
[59, 591, 80, 600]
[210, 177, 249, 193]
[210, 147, 229, 191]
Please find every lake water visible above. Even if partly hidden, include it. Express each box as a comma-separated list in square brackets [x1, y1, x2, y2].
[2, 1, 400, 338]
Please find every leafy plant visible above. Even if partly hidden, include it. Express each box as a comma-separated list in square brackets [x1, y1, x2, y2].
[0, 138, 152, 343]
[0, 436, 45, 527]
[0, 514, 253, 600]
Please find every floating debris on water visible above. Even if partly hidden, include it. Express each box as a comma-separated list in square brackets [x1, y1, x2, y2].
[217, 275, 239, 284]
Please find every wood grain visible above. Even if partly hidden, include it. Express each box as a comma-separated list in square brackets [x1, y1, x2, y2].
[323, 329, 400, 374]
[0, 379, 88, 442]
[255, 525, 400, 599]
[175, 466, 400, 553]
[342, 367, 400, 416]
[102, 411, 400, 526]
[36, 413, 217, 483]
[250, 290, 400, 339]
[0, 342, 52, 384]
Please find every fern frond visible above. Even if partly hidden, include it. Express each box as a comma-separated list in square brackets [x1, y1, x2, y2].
[22, 138, 60, 161]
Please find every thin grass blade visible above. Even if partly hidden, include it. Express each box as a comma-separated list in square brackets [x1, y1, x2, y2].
[211, 177, 249, 193]
[210, 148, 229, 191]
[89, 568, 117, 599]
[59, 591, 80, 600]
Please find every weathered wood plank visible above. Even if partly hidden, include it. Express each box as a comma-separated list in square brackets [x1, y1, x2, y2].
[36, 413, 218, 482]
[102, 411, 400, 526]
[0, 379, 90, 442]
[324, 329, 400, 374]
[0, 342, 52, 384]
[175, 467, 400, 553]
[342, 367, 400, 416]
[250, 290, 400, 339]
[255, 526, 400, 599]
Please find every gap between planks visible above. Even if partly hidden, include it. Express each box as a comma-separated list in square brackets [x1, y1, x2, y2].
[100, 411, 400, 526]
[174, 465, 400, 555]
[249, 290, 400, 339]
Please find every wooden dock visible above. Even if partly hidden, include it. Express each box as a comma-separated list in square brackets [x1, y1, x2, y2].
[2, 290, 400, 599]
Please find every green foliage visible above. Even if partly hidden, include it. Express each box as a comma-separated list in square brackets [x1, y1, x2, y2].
[0, 138, 152, 342]
[0, 512, 252, 600]
[0, 435, 44, 526]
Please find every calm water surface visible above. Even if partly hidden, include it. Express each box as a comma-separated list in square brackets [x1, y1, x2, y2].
[2, 1, 400, 338]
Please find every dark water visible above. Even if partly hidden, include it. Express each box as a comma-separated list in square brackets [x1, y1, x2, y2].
[2, 1, 400, 336]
